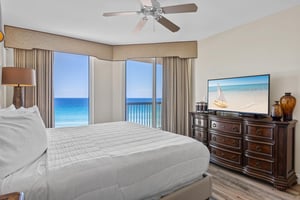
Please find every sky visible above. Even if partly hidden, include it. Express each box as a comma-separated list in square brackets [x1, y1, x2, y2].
[53, 53, 162, 99]
[208, 74, 270, 87]
[54, 52, 89, 98]
[126, 60, 162, 99]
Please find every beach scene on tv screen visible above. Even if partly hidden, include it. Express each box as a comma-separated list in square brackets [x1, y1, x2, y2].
[208, 75, 269, 114]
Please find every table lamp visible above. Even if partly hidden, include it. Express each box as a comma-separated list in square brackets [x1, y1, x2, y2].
[1, 67, 36, 108]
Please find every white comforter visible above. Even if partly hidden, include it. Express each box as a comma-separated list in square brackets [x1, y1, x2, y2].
[1, 122, 210, 200]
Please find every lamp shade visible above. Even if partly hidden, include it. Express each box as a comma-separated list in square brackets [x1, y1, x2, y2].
[1, 67, 36, 86]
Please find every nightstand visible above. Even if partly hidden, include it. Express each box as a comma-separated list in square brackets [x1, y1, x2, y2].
[0, 192, 24, 200]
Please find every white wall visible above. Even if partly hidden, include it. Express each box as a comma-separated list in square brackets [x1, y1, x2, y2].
[111, 61, 126, 121]
[194, 6, 300, 179]
[92, 58, 125, 123]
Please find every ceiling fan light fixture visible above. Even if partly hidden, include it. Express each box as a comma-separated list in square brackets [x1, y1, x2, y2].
[103, 0, 197, 33]
[155, 15, 162, 21]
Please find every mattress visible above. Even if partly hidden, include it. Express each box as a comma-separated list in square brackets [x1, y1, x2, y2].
[1, 121, 210, 200]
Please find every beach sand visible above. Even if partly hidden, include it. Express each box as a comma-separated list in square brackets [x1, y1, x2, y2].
[208, 90, 269, 114]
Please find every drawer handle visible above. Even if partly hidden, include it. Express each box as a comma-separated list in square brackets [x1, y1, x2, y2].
[256, 129, 263, 136]
[196, 132, 202, 136]
[212, 123, 217, 128]
[255, 161, 261, 168]
[232, 127, 238, 132]
[212, 136, 216, 141]
[256, 145, 262, 152]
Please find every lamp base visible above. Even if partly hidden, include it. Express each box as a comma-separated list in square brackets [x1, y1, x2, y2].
[13, 86, 24, 109]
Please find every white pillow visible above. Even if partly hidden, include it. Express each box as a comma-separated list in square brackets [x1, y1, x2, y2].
[0, 104, 16, 112]
[17, 105, 39, 113]
[16, 106, 45, 128]
[0, 111, 47, 179]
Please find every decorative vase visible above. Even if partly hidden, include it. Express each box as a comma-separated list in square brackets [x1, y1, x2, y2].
[280, 92, 296, 121]
[271, 101, 282, 121]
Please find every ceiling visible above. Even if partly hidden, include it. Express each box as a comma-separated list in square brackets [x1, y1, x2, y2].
[1, 0, 300, 45]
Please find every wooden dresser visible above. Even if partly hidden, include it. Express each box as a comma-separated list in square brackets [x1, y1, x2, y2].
[208, 115, 243, 172]
[189, 112, 297, 190]
[189, 112, 208, 146]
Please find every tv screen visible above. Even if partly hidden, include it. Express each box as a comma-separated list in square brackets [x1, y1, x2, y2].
[207, 74, 270, 115]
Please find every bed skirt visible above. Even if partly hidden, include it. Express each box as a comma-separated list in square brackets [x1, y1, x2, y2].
[161, 173, 212, 200]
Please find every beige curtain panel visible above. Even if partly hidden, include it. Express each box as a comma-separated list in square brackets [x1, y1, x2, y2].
[161, 57, 193, 135]
[14, 48, 54, 128]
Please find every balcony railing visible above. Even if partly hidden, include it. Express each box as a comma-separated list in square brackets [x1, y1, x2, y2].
[126, 102, 161, 128]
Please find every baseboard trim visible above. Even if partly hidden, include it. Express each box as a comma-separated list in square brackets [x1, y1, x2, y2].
[297, 173, 300, 184]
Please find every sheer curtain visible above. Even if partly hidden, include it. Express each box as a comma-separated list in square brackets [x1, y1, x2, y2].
[14, 48, 54, 128]
[161, 57, 193, 136]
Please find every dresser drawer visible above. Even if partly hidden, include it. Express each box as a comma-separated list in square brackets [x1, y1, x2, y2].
[210, 146, 241, 165]
[193, 128, 207, 142]
[245, 125, 274, 139]
[193, 116, 208, 128]
[245, 141, 273, 157]
[210, 120, 241, 134]
[246, 156, 273, 174]
[210, 133, 241, 150]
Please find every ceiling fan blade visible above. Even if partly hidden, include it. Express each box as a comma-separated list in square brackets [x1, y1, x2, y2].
[162, 3, 198, 14]
[103, 11, 139, 17]
[133, 17, 148, 33]
[157, 16, 180, 32]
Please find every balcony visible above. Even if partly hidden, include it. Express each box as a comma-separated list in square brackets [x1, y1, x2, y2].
[126, 101, 161, 128]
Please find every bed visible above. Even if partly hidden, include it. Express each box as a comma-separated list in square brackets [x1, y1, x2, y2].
[0, 105, 211, 200]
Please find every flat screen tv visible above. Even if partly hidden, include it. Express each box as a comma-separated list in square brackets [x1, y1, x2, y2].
[207, 74, 270, 116]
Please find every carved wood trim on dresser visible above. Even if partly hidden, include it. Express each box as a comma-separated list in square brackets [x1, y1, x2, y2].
[189, 112, 297, 191]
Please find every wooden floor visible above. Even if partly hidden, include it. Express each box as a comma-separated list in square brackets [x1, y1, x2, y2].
[208, 164, 300, 200]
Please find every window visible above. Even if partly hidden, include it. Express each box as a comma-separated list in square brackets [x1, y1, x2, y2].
[125, 58, 162, 128]
[53, 52, 89, 127]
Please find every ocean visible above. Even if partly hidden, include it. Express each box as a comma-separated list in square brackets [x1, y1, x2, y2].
[208, 83, 268, 92]
[54, 98, 161, 128]
[208, 83, 269, 114]
[54, 98, 89, 128]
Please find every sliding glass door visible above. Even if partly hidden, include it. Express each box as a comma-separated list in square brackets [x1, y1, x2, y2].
[125, 58, 162, 128]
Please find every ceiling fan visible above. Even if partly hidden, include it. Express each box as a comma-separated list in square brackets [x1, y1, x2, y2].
[103, 0, 198, 32]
